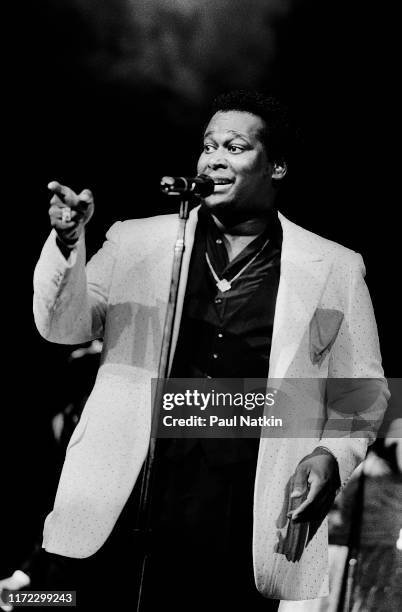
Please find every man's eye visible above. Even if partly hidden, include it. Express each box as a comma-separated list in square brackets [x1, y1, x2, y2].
[203, 144, 215, 153]
[228, 145, 244, 153]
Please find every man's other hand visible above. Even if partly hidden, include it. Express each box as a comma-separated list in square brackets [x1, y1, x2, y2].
[289, 448, 341, 524]
[48, 181, 94, 248]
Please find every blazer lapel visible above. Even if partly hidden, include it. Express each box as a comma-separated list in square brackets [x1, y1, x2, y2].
[269, 213, 332, 379]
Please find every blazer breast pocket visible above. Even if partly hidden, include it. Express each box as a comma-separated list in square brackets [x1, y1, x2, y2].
[309, 308, 344, 366]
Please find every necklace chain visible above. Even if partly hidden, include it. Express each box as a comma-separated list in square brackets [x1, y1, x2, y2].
[205, 237, 270, 293]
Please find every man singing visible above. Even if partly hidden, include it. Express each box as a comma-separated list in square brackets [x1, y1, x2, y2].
[30, 91, 388, 610]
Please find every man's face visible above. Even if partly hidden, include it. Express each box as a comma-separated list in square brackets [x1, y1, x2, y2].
[197, 110, 273, 216]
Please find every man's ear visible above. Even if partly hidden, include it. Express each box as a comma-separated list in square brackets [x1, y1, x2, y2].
[271, 162, 287, 180]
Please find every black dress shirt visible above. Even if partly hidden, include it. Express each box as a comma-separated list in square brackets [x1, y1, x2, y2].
[170, 205, 282, 379]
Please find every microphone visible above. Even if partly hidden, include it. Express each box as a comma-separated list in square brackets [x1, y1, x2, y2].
[160, 174, 214, 197]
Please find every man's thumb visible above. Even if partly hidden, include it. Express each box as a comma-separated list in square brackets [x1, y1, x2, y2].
[290, 466, 308, 498]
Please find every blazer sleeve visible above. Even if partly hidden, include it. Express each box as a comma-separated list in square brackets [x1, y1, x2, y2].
[33, 222, 122, 344]
[318, 252, 390, 487]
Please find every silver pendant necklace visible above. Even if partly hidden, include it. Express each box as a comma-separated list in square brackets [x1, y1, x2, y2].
[205, 237, 270, 293]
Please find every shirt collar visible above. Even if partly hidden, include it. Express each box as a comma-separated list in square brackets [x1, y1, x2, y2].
[197, 204, 282, 248]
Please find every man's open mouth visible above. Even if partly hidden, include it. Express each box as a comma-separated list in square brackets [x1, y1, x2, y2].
[212, 178, 233, 185]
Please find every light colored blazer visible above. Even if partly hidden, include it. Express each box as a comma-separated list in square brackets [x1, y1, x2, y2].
[33, 209, 388, 600]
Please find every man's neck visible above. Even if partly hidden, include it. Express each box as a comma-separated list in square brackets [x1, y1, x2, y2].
[211, 214, 272, 262]
[211, 214, 269, 237]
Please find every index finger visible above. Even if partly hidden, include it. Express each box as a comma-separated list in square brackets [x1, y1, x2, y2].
[47, 181, 66, 201]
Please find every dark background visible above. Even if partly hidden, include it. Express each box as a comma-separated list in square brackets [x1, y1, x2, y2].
[3, 0, 398, 574]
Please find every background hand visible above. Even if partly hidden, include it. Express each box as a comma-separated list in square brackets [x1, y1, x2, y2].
[384, 417, 402, 472]
[0, 571, 30, 611]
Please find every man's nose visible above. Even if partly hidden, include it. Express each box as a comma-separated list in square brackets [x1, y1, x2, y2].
[206, 151, 229, 170]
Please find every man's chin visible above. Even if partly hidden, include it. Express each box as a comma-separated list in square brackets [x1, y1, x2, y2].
[201, 195, 231, 210]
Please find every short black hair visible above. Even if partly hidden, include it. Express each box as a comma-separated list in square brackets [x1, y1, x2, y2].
[210, 90, 294, 165]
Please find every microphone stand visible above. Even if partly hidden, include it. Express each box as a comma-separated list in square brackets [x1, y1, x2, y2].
[337, 470, 365, 612]
[134, 194, 193, 612]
